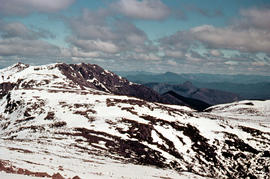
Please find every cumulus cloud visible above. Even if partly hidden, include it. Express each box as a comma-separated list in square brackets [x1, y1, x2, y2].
[0, 20, 59, 60]
[167, 60, 178, 66]
[66, 47, 100, 59]
[0, 38, 60, 57]
[159, 6, 270, 63]
[164, 50, 184, 58]
[0, 0, 76, 16]
[112, 0, 170, 20]
[240, 8, 270, 29]
[251, 61, 267, 67]
[66, 9, 158, 61]
[224, 61, 239, 66]
[188, 8, 270, 54]
[129, 53, 161, 61]
[68, 38, 120, 54]
[158, 30, 193, 61]
[68, 9, 115, 40]
[190, 25, 270, 53]
[159, 30, 194, 48]
[209, 49, 222, 57]
[0, 20, 54, 40]
[185, 52, 203, 62]
[158, 31, 198, 64]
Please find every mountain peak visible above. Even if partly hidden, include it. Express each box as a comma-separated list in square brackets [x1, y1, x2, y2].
[164, 71, 178, 76]
[12, 62, 29, 68]
[0, 63, 166, 104]
[3, 62, 29, 74]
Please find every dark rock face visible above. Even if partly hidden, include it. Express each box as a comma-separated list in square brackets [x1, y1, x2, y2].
[0, 82, 16, 99]
[0, 63, 29, 99]
[56, 63, 166, 103]
[162, 91, 211, 111]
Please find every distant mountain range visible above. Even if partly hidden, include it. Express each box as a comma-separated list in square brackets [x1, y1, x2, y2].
[118, 71, 270, 84]
[119, 71, 270, 100]
[146, 82, 240, 106]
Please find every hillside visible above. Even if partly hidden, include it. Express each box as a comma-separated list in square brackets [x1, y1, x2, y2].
[0, 63, 269, 178]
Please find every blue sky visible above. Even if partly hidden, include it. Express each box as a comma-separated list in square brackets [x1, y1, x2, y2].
[0, 0, 270, 75]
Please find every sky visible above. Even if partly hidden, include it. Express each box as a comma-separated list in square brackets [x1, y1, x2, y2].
[0, 0, 270, 75]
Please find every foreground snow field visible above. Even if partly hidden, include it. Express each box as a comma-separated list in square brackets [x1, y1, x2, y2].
[0, 63, 269, 178]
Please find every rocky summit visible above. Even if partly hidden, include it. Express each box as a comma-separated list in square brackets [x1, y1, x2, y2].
[0, 63, 269, 179]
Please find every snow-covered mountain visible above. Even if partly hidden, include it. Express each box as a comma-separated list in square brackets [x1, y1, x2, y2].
[0, 63, 165, 103]
[0, 63, 269, 179]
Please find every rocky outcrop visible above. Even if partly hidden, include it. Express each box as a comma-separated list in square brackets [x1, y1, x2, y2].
[57, 63, 166, 103]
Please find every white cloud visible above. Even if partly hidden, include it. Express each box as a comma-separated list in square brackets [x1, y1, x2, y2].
[113, 0, 170, 20]
[0, 21, 54, 40]
[185, 53, 202, 62]
[210, 49, 222, 57]
[69, 39, 120, 54]
[69, 47, 100, 58]
[0, 22, 30, 38]
[0, 38, 60, 57]
[167, 60, 178, 66]
[188, 8, 270, 54]
[69, 9, 116, 41]
[0, 0, 76, 15]
[165, 50, 184, 58]
[251, 61, 268, 67]
[160, 7, 270, 61]
[0, 20, 61, 65]
[240, 8, 270, 29]
[66, 9, 158, 60]
[224, 61, 239, 66]
[91, 40, 119, 53]
[128, 53, 161, 61]
[190, 25, 270, 53]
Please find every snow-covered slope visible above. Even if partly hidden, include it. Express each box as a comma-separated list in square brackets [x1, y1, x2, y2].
[0, 63, 269, 179]
[206, 100, 270, 128]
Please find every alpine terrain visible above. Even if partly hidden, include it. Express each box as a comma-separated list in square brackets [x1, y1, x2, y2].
[0, 63, 269, 179]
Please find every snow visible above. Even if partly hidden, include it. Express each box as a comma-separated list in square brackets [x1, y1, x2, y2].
[0, 87, 211, 177]
[206, 100, 270, 129]
[0, 172, 41, 179]
[0, 63, 269, 179]
[87, 77, 111, 93]
[0, 138, 206, 179]
[104, 69, 114, 77]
